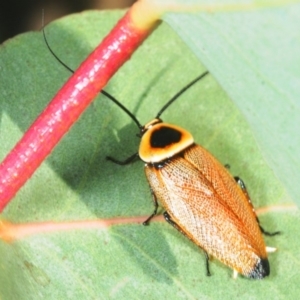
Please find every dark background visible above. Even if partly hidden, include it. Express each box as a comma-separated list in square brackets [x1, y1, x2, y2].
[0, 0, 134, 44]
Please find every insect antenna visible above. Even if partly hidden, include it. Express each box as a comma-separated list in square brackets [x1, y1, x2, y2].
[100, 90, 142, 129]
[42, 27, 143, 130]
[156, 70, 209, 119]
[43, 27, 74, 73]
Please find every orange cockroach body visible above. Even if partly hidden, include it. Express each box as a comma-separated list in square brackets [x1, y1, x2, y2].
[139, 119, 270, 279]
[106, 71, 278, 280]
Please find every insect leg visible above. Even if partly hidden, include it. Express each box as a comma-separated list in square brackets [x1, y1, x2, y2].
[234, 176, 280, 236]
[163, 211, 184, 232]
[163, 211, 211, 276]
[106, 152, 139, 165]
[204, 252, 212, 277]
[143, 187, 159, 225]
[259, 225, 280, 236]
[234, 176, 251, 200]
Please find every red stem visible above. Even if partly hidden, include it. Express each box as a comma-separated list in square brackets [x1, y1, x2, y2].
[0, 10, 155, 211]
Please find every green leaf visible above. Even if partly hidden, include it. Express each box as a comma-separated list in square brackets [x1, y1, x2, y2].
[0, 9, 298, 300]
[165, 1, 300, 206]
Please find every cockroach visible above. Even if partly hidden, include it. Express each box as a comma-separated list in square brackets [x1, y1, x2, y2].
[43, 29, 279, 279]
[106, 72, 280, 280]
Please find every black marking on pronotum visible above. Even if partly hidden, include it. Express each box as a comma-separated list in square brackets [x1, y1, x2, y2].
[150, 127, 182, 148]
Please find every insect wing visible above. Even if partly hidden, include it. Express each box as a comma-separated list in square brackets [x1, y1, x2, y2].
[145, 144, 268, 278]
[184, 145, 267, 256]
